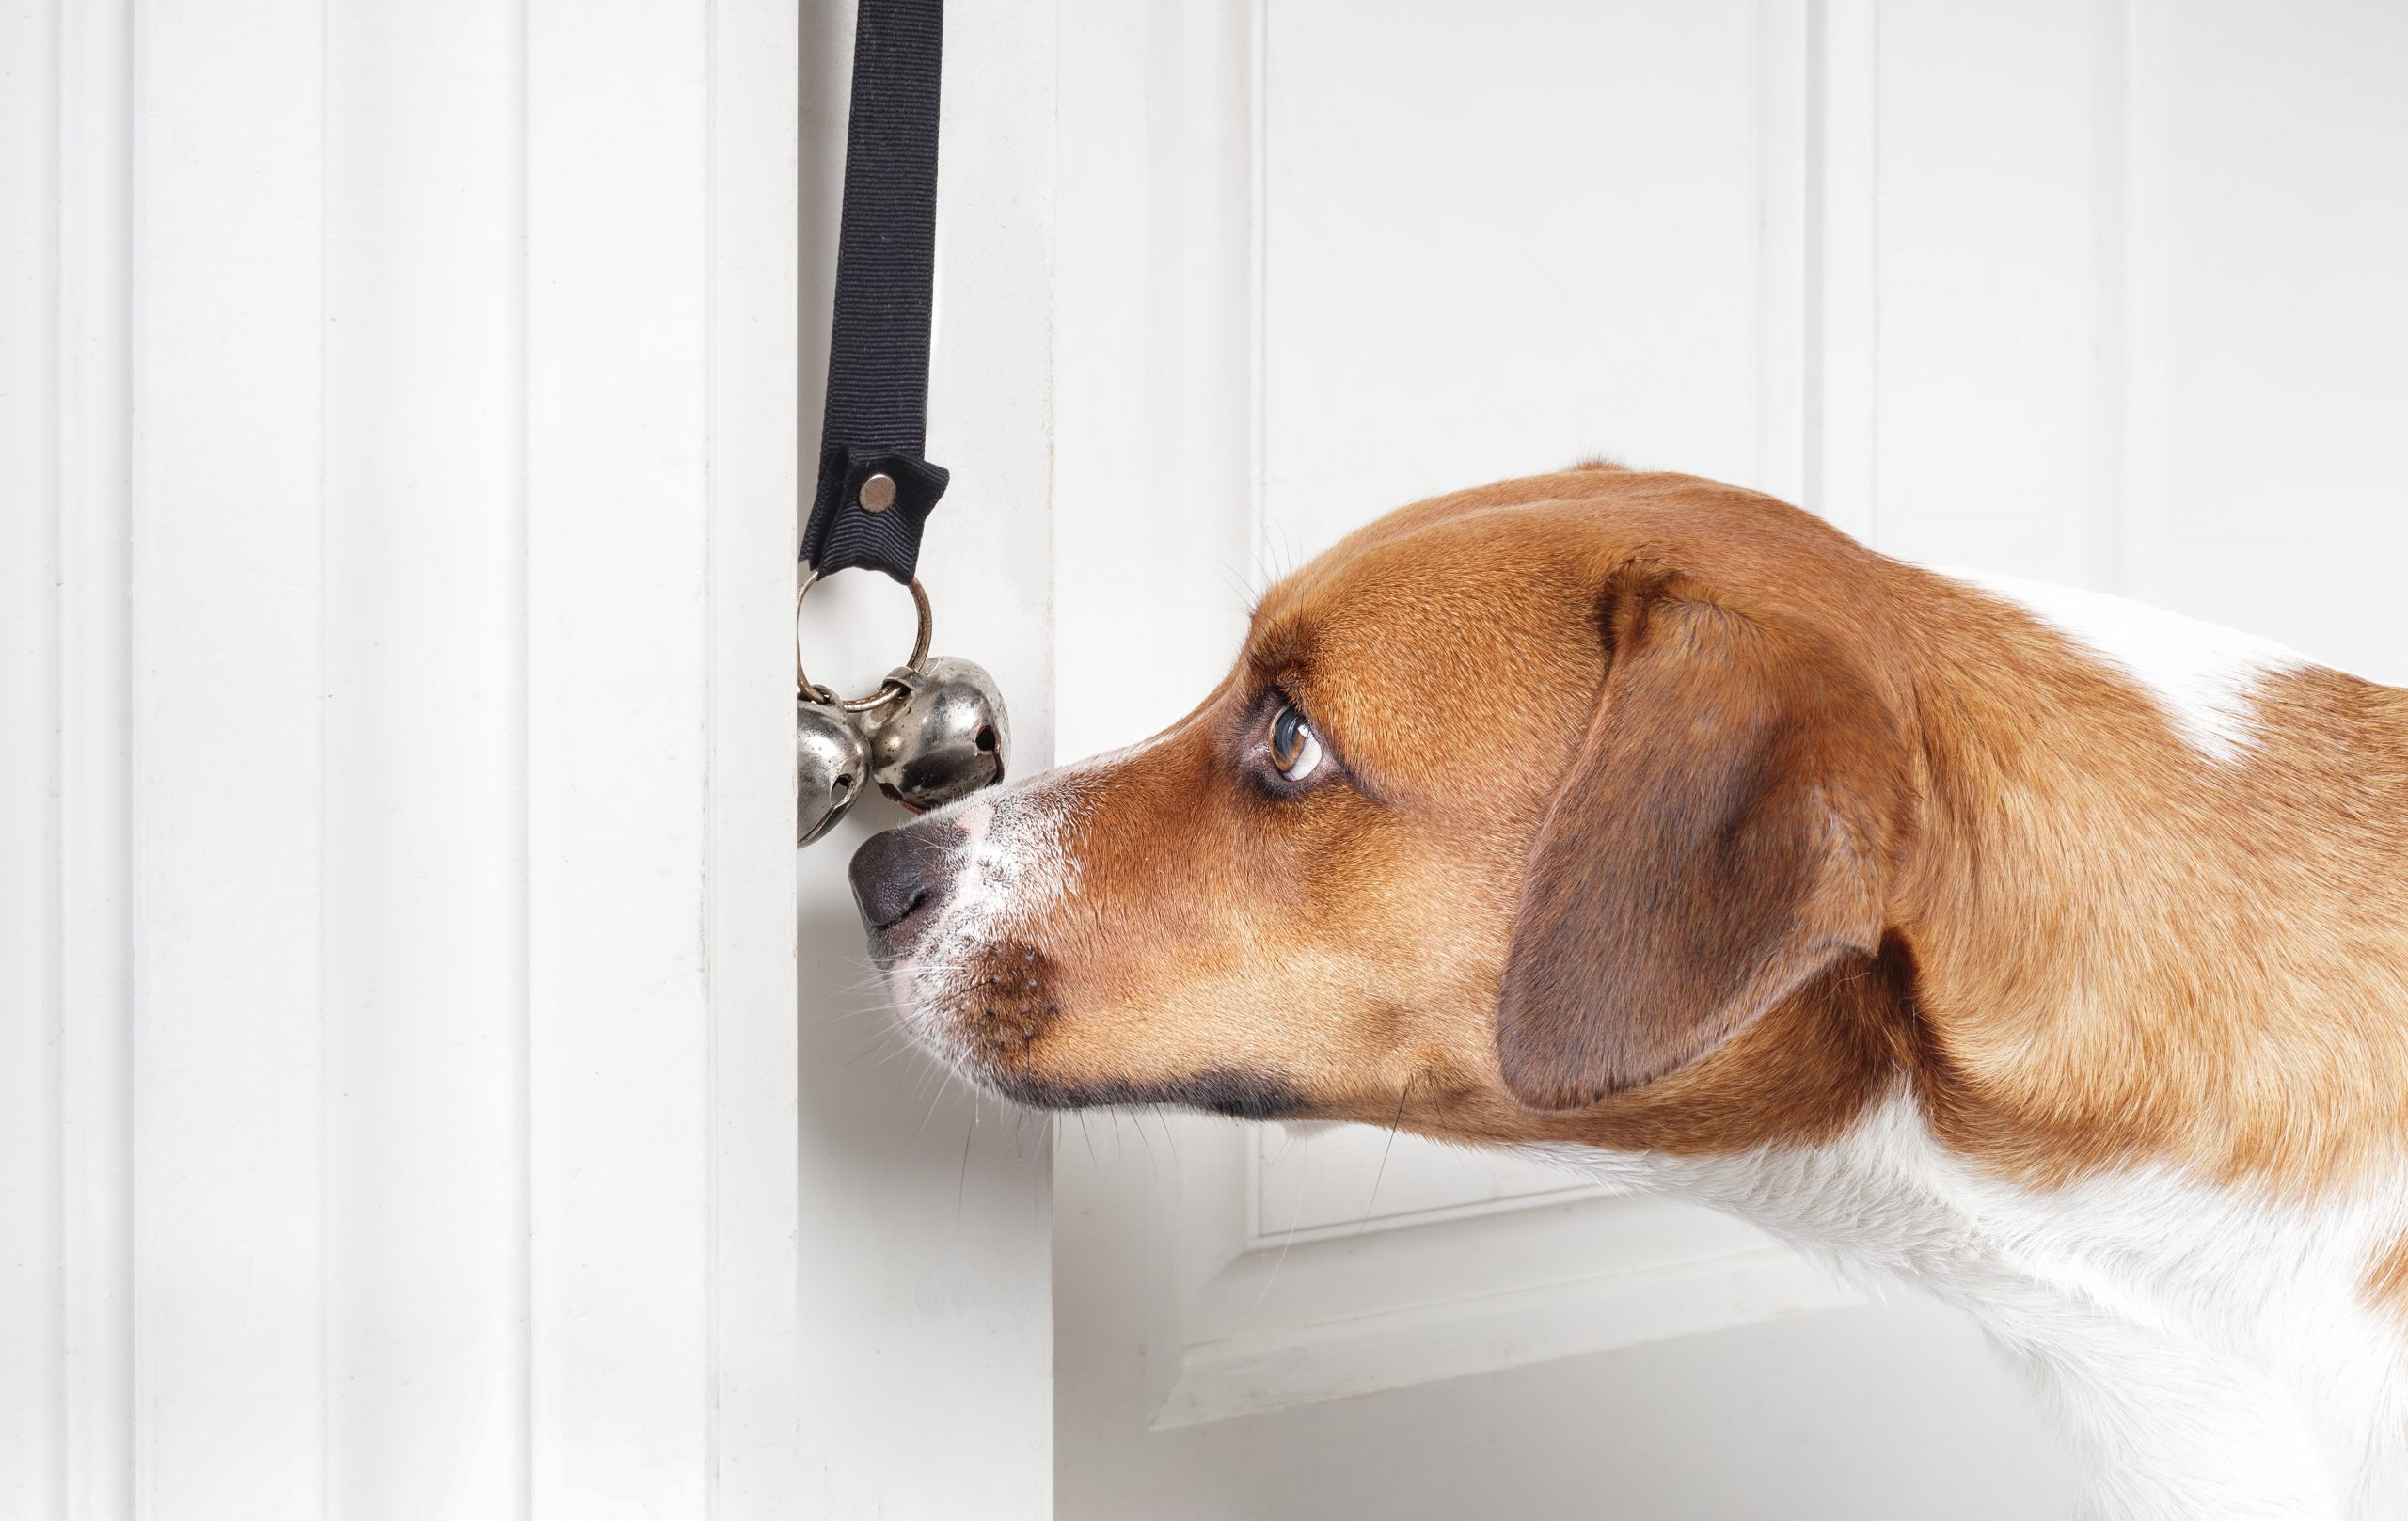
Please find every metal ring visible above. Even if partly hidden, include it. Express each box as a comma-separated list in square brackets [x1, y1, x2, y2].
[795, 571, 933, 713]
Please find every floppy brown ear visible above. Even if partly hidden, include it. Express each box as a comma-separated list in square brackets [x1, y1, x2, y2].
[1495, 580, 1909, 1109]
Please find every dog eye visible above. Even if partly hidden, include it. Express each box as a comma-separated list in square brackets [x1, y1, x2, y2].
[1268, 702, 1324, 783]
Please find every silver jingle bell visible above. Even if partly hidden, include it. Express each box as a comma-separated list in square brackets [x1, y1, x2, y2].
[859, 654, 1010, 812]
[797, 695, 871, 846]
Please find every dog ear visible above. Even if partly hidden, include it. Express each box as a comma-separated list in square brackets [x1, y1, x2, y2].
[1495, 579, 1909, 1110]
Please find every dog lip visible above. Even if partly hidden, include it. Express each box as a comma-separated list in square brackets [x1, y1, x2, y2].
[984, 1066, 1305, 1120]
[863, 922, 910, 971]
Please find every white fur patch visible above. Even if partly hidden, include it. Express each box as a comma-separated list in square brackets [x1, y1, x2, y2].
[1947, 569, 2309, 763]
[1529, 1098, 2408, 1519]
[877, 740, 1139, 1077]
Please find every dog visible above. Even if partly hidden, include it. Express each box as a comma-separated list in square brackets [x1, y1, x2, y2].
[851, 464, 2408, 1519]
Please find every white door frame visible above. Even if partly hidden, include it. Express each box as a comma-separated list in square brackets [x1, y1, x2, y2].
[0, 1, 907, 1514]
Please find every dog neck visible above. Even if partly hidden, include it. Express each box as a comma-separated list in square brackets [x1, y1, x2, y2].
[1521, 574, 2408, 1513]
[1531, 1088, 2408, 1518]
[1884, 573, 2408, 1196]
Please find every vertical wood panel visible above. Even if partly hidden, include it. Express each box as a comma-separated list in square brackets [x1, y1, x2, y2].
[2158, 0, 2408, 680]
[53, 2, 136, 1513]
[525, 0, 715, 1512]
[8, 4, 803, 1514]
[704, 0, 801, 1512]
[135, 0, 327, 1513]
[2104, 0, 2171, 605]
[1870, 0, 2109, 575]
[1805, 0, 1880, 541]
[1754, 0, 1812, 507]
[1052, 0, 1256, 757]
[0, 1, 67, 1516]
[1263, 0, 1770, 539]
[321, 1, 529, 1515]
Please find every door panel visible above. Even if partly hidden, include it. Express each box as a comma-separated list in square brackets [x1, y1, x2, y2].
[1254, 0, 1811, 1252]
[1265, 0, 1788, 520]
[1056, 0, 1851, 1445]
[1056, 1, 2408, 1517]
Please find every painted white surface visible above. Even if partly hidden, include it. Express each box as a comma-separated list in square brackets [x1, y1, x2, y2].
[1050, 1, 2408, 1516]
[4, 1, 803, 1515]
[10, 1, 2405, 1515]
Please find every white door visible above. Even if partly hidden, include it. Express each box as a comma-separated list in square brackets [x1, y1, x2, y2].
[14, 5, 2406, 1518]
[1048, 3, 2408, 1518]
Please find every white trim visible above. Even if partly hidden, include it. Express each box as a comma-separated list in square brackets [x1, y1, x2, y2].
[1754, 0, 1812, 504]
[135, 0, 330, 1504]
[2106, 0, 2171, 604]
[53, 4, 136, 1513]
[705, 1, 802, 1511]
[524, 0, 727, 1503]
[1157, 1238, 1851, 1429]
[6, 5, 805, 1511]
[1805, 0, 1881, 543]
[2, 5, 73, 1517]
[322, 1, 535, 1506]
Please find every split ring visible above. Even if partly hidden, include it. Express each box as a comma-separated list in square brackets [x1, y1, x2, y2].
[795, 571, 933, 713]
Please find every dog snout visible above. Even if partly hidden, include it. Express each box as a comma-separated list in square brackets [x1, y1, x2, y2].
[848, 819, 967, 960]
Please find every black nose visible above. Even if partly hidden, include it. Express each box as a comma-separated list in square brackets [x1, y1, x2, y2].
[848, 820, 966, 956]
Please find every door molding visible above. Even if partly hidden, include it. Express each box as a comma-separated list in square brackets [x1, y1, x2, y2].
[4, 3, 803, 1513]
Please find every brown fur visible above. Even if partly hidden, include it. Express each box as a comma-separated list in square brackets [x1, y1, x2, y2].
[2366, 1234, 2408, 1325]
[932, 467, 2408, 1212]
[1497, 570, 1914, 1107]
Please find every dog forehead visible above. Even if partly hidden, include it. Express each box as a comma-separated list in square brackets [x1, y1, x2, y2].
[1252, 508, 1611, 795]
[1263, 505, 1590, 651]
[1237, 478, 1893, 801]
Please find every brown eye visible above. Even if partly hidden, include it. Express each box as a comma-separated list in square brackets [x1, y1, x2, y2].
[1268, 702, 1323, 783]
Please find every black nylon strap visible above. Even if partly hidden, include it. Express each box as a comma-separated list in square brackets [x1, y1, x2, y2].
[803, 0, 947, 583]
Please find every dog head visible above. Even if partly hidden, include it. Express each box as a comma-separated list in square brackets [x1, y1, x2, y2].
[852, 467, 1922, 1149]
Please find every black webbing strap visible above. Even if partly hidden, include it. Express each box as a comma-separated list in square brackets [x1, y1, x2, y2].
[802, 0, 947, 584]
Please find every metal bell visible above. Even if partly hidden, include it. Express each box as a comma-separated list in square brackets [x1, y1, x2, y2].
[797, 695, 871, 846]
[859, 655, 1011, 812]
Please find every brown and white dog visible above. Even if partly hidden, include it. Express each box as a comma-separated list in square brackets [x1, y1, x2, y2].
[851, 465, 2408, 1519]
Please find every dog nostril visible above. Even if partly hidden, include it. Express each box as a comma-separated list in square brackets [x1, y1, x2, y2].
[848, 821, 967, 940]
[974, 724, 998, 753]
[864, 877, 932, 932]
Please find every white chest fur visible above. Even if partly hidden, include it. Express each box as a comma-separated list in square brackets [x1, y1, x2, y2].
[1533, 1097, 2408, 1520]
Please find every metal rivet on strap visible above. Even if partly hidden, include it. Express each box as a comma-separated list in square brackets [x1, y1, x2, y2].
[859, 471, 897, 513]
